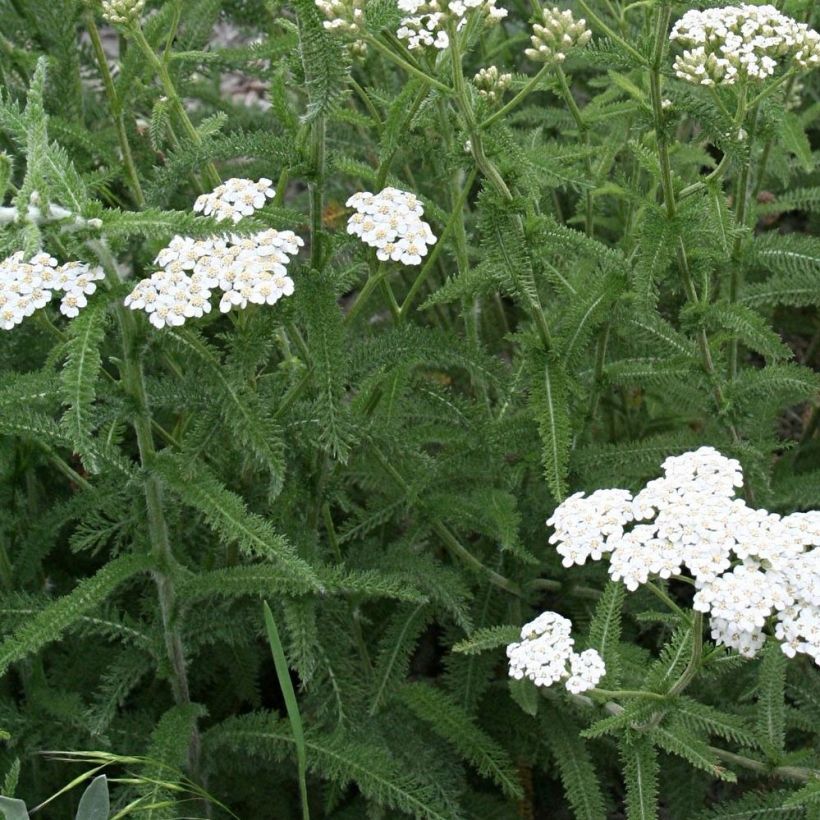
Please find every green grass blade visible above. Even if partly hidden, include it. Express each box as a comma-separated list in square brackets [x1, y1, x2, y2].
[263, 601, 309, 820]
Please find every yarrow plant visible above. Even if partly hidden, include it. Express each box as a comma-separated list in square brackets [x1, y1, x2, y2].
[0, 0, 819, 818]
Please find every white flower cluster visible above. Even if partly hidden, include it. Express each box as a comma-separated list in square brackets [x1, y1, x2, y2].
[193, 178, 275, 224]
[396, 0, 508, 51]
[100, 0, 145, 26]
[346, 188, 437, 266]
[670, 5, 820, 87]
[124, 230, 303, 329]
[525, 6, 592, 64]
[474, 66, 512, 104]
[507, 611, 606, 693]
[0, 252, 104, 330]
[547, 447, 820, 664]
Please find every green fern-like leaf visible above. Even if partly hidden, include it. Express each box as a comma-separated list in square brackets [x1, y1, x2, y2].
[152, 453, 320, 591]
[59, 298, 107, 470]
[756, 640, 787, 755]
[544, 710, 607, 820]
[527, 351, 571, 502]
[399, 682, 523, 799]
[620, 735, 659, 820]
[0, 553, 151, 677]
[204, 712, 460, 820]
[291, 0, 351, 122]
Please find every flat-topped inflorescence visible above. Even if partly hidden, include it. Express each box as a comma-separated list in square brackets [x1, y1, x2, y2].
[0, 252, 105, 330]
[547, 447, 820, 664]
[126, 177, 303, 328]
[193, 178, 276, 224]
[506, 611, 606, 692]
[124, 230, 303, 329]
[525, 5, 592, 64]
[346, 187, 437, 266]
[670, 4, 820, 86]
[396, 0, 508, 51]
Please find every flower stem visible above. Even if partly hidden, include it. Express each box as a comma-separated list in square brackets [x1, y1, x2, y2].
[361, 34, 452, 95]
[479, 63, 552, 129]
[130, 26, 221, 190]
[85, 14, 145, 208]
[115, 306, 201, 780]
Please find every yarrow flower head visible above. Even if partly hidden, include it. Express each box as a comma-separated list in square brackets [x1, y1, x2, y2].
[546, 447, 820, 665]
[506, 611, 605, 692]
[473, 66, 512, 104]
[100, 0, 146, 26]
[126, 177, 303, 328]
[193, 178, 276, 224]
[0, 252, 104, 330]
[346, 187, 437, 266]
[670, 5, 820, 87]
[124, 230, 303, 328]
[396, 0, 508, 52]
[525, 6, 592, 64]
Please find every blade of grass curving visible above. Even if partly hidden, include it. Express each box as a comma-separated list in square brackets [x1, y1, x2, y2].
[263, 601, 309, 820]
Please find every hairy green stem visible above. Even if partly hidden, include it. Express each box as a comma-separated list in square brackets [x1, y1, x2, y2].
[401, 168, 478, 317]
[130, 27, 221, 189]
[372, 446, 523, 597]
[116, 307, 201, 779]
[448, 23, 553, 351]
[648, 4, 740, 444]
[86, 14, 145, 208]
[728, 104, 759, 380]
[361, 34, 452, 95]
[554, 65, 593, 235]
[479, 63, 552, 129]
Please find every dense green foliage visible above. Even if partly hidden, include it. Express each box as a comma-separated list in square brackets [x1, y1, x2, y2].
[0, 0, 818, 817]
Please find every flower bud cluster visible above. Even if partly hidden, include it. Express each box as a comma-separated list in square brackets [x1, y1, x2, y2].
[396, 0, 508, 52]
[670, 5, 820, 87]
[100, 0, 146, 26]
[193, 178, 276, 224]
[547, 447, 820, 664]
[525, 6, 592, 64]
[0, 252, 104, 330]
[314, 0, 365, 34]
[124, 230, 303, 329]
[346, 187, 437, 266]
[473, 66, 512, 103]
[506, 611, 606, 693]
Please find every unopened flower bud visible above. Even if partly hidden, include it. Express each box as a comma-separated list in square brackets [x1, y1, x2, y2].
[525, 6, 592, 64]
[101, 0, 146, 26]
[473, 66, 513, 104]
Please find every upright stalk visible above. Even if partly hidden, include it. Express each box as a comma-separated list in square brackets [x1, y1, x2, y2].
[554, 65, 593, 235]
[728, 105, 759, 379]
[308, 118, 326, 271]
[648, 3, 740, 444]
[130, 27, 221, 190]
[448, 23, 553, 351]
[85, 14, 145, 208]
[116, 306, 201, 778]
